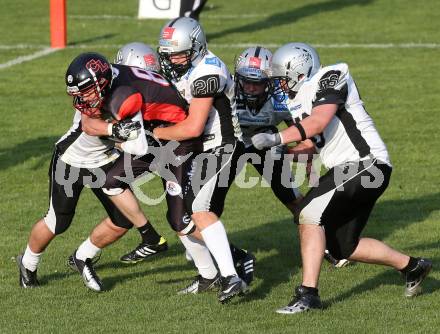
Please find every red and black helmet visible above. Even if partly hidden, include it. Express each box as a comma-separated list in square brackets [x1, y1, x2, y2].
[65, 52, 113, 117]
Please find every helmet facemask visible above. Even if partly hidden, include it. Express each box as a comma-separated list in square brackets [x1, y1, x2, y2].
[67, 68, 111, 118]
[235, 73, 271, 114]
[158, 49, 193, 81]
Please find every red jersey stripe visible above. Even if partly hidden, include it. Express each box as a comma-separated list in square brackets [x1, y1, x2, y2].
[142, 102, 187, 123]
[118, 92, 143, 119]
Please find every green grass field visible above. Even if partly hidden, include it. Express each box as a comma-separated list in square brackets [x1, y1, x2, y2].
[1, 0, 439, 332]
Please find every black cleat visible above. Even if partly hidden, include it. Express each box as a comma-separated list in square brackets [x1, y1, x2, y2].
[17, 254, 39, 288]
[218, 275, 247, 304]
[235, 251, 256, 286]
[120, 237, 168, 264]
[404, 258, 432, 297]
[276, 285, 323, 314]
[177, 274, 220, 294]
[68, 251, 103, 292]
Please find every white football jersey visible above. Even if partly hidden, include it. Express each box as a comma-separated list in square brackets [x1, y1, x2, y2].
[56, 111, 120, 168]
[286, 63, 391, 169]
[171, 50, 242, 151]
[236, 95, 293, 148]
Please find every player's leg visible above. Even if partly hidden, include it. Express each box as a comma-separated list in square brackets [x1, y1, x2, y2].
[104, 153, 168, 263]
[68, 186, 135, 292]
[18, 151, 83, 288]
[187, 142, 247, 303]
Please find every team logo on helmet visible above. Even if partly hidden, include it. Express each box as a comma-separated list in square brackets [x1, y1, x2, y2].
[67, 75, 73, 83]
[249, 57, 261, 69]
[144, 54, 157, 66]
[162, 27, 175, 39]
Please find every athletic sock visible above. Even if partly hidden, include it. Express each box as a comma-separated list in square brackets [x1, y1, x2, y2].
[22, 245, 42, 272]
[138, 222, 161, 244]
[179, 235, 218, 279]
[200, 221, 237, 277]
[76, 238, 101, 261]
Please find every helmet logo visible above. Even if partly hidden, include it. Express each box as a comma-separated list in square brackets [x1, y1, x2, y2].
[162, 27, 175, 39]
[249, 57, 261, 69]
[86, 59, 109, 73]
[67, 75, 73, 83]
[144, 54, 157, 66]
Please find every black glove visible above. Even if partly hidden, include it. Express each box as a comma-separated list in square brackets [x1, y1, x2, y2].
[110, 119, 141, 142]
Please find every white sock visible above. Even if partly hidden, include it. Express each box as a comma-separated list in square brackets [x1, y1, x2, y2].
[200, 221, 237, 277]
[76, 238, 101, 261]
[22, 245, 42, 272]
[179, 235, 218, 279]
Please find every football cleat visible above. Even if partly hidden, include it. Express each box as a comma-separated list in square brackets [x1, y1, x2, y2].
[404, 258, 432, 297]
[17, 254, 39, 288]
[218, 275, 247, 304]
[120, 237, 168, 264]
[235, 251, 256, 286]
[177, 274, 220, 295]
[276, 285, 323, 314]
[68, 251, 103, 292]
[324, 250, 351, 268]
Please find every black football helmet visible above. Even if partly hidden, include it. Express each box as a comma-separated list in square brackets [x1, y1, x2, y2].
[65, 52, 113, 117]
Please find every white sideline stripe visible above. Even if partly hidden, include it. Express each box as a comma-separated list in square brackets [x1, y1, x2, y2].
[69, 14, 266, 20]
[2, 43, 440, 51]
[0, 47, 60, 70]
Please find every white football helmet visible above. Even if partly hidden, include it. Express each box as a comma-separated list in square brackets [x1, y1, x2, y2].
[157, 17, 207, 80]
[114, 42, 160, 72]
[271, 42, 321, 95]
[235, 46, 272, 112]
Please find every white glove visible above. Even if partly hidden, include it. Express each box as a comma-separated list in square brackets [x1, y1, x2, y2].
[251, 132, 282, 150]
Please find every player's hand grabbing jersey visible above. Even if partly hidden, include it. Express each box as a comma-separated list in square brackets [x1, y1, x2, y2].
[286, 63, 391, 168]
[170, 51, 242, 151]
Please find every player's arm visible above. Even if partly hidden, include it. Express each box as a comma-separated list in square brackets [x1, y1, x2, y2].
[81, 112, 141, 142]
[252, 103, 337, 150]
[280, 104, 337, 144]
[287, 139, 316, 162]
[153, 97, 211, 140]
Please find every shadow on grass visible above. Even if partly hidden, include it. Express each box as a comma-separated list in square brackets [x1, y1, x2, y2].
[324, 256, 440, 309]
[0, 136, 57, 171]
[207, 0, 373, 41]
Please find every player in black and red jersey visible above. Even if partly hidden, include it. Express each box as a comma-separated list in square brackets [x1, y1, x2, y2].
[63, 51, 248, 292]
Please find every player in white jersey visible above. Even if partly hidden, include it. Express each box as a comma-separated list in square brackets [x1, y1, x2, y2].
[17, 53, 166, 292]
[235, 46, 303, 212]
[252, 43, 432, 314]
[154, 17, 249, 303]
[235, 46, 349, 269]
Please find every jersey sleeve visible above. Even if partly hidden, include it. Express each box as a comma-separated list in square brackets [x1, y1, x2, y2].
[312, 63, 349, 108]
[107, 85, 143, 120]
[189, 58, 228, 98]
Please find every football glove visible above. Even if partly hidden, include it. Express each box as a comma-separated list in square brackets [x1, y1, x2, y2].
[251, 132, 281, 150]
[110, 119, 141, 142]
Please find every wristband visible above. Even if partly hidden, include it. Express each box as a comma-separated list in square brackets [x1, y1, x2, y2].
[278, 132, 284, 145]
[293, 123, 307, 141]
[107, 123, 113, 136]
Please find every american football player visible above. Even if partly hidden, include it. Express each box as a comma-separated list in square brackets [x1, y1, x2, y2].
[154, 17, 250, 303]
[251, 42, 432, 314]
